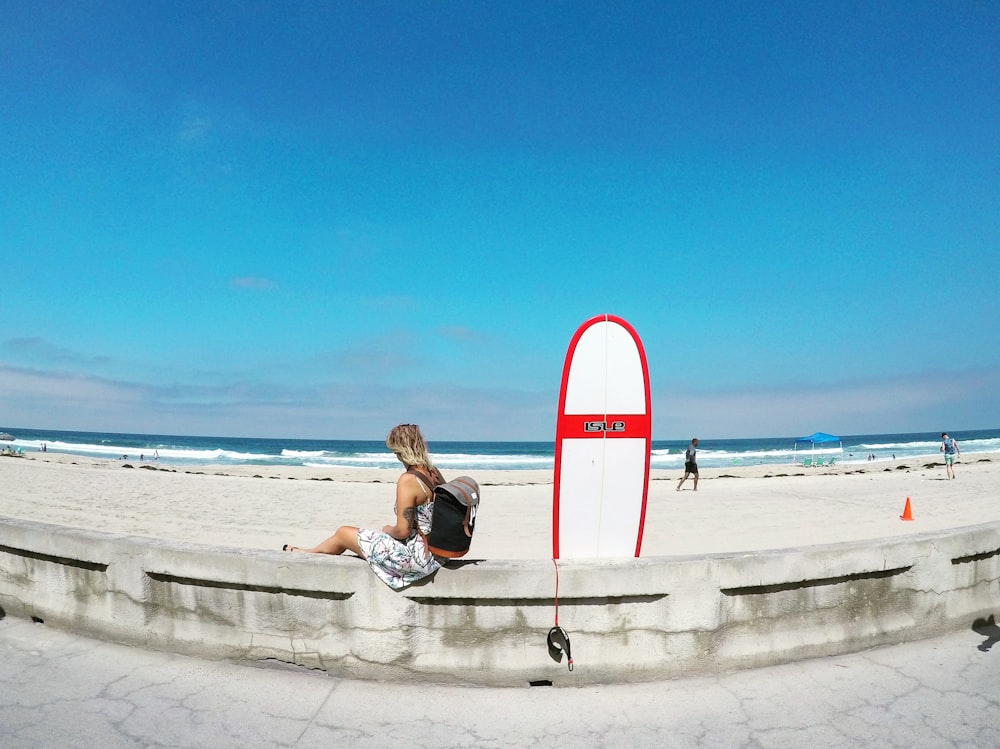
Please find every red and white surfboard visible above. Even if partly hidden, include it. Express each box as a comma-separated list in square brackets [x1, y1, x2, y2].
[553, 315, 651, 559]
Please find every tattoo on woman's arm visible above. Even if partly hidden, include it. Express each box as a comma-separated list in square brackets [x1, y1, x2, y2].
[403, 506, 416, 532]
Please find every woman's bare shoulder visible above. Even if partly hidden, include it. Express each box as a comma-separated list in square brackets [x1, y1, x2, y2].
[396, 470, 428, 492]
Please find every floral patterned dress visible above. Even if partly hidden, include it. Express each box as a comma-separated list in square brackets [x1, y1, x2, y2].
[355, 476, 439, 590]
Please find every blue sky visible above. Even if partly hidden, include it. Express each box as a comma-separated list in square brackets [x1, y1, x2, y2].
[2, 1, 998, 441]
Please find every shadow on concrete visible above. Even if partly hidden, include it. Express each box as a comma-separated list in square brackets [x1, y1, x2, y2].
[972, 614, 1000, 651]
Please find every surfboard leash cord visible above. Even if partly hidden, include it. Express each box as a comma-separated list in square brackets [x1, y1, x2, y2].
[547, 558, 574, 671]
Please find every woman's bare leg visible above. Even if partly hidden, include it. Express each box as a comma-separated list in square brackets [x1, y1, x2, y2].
[292, 525, 363, 556]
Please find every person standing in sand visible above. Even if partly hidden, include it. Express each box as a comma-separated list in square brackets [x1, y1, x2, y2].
[283, 424, 443, 590]
[677, 438, 699, 491]
[941, 432, 960, 479]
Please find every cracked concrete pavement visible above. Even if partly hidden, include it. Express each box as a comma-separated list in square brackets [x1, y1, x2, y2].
[2, 613, 998, 748]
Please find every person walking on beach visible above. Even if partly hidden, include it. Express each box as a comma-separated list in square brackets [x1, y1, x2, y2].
[677, 438, 699, 491]
[941, 432, 960, 479]
[283, 424, 442, 590]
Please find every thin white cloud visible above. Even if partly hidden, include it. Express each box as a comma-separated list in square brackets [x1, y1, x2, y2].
[358, 294, 417, 311]
[2, 337, 112, 367]
[177, 115, 212, 144]
[230, 276, 276, 290]
[312, 330, 421, 382]
[439, 325, 491, 343]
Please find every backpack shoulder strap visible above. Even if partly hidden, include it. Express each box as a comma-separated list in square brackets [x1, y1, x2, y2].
[405, 468, 442, 499]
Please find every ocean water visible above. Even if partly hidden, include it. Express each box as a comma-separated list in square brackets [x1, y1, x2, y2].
[2, 426, 998, 472]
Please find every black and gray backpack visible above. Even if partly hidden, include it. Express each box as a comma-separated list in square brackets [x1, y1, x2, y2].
[428, 475, 481, 558]
[408, 469, 481, 558]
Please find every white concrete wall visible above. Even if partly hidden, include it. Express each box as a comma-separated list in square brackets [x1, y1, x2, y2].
[1, 515, 998, 685]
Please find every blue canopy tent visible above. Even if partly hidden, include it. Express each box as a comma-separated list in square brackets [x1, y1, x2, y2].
[794, 432, 843, 466]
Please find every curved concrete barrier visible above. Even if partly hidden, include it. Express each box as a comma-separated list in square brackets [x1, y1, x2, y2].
[1, 515, 998, 685]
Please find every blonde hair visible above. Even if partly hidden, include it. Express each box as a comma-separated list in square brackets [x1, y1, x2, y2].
[386, 424, 434, 470]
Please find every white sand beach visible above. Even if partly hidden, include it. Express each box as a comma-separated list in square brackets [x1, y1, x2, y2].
[1, 451, 998, 559]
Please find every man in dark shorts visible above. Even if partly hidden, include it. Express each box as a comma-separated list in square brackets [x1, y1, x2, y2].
[677, 438, 699, 491]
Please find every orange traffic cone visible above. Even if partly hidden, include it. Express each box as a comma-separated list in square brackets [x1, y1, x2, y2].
[900, 497, 913, 521]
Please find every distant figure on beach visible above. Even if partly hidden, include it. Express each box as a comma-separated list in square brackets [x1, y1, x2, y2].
[677, 438, 699, 491]
[941, 433, 960, 479]
[283, 424, 442, 590]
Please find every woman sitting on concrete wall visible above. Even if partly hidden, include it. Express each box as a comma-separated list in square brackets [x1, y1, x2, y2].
[283, 424, 443, 590]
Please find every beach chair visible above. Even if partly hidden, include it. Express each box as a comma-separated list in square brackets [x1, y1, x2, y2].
[814, 457, 824, 467]
[802, 457, 812, 467]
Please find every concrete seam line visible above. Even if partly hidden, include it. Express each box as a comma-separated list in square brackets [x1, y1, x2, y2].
[721, 566, 913, 596]
[143, 571, 354, 599]
[950, 547, 1000, 565]
[0, 544, 108, 571]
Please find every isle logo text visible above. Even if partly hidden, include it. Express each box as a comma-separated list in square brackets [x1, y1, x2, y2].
[583, 420, 626, 433]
